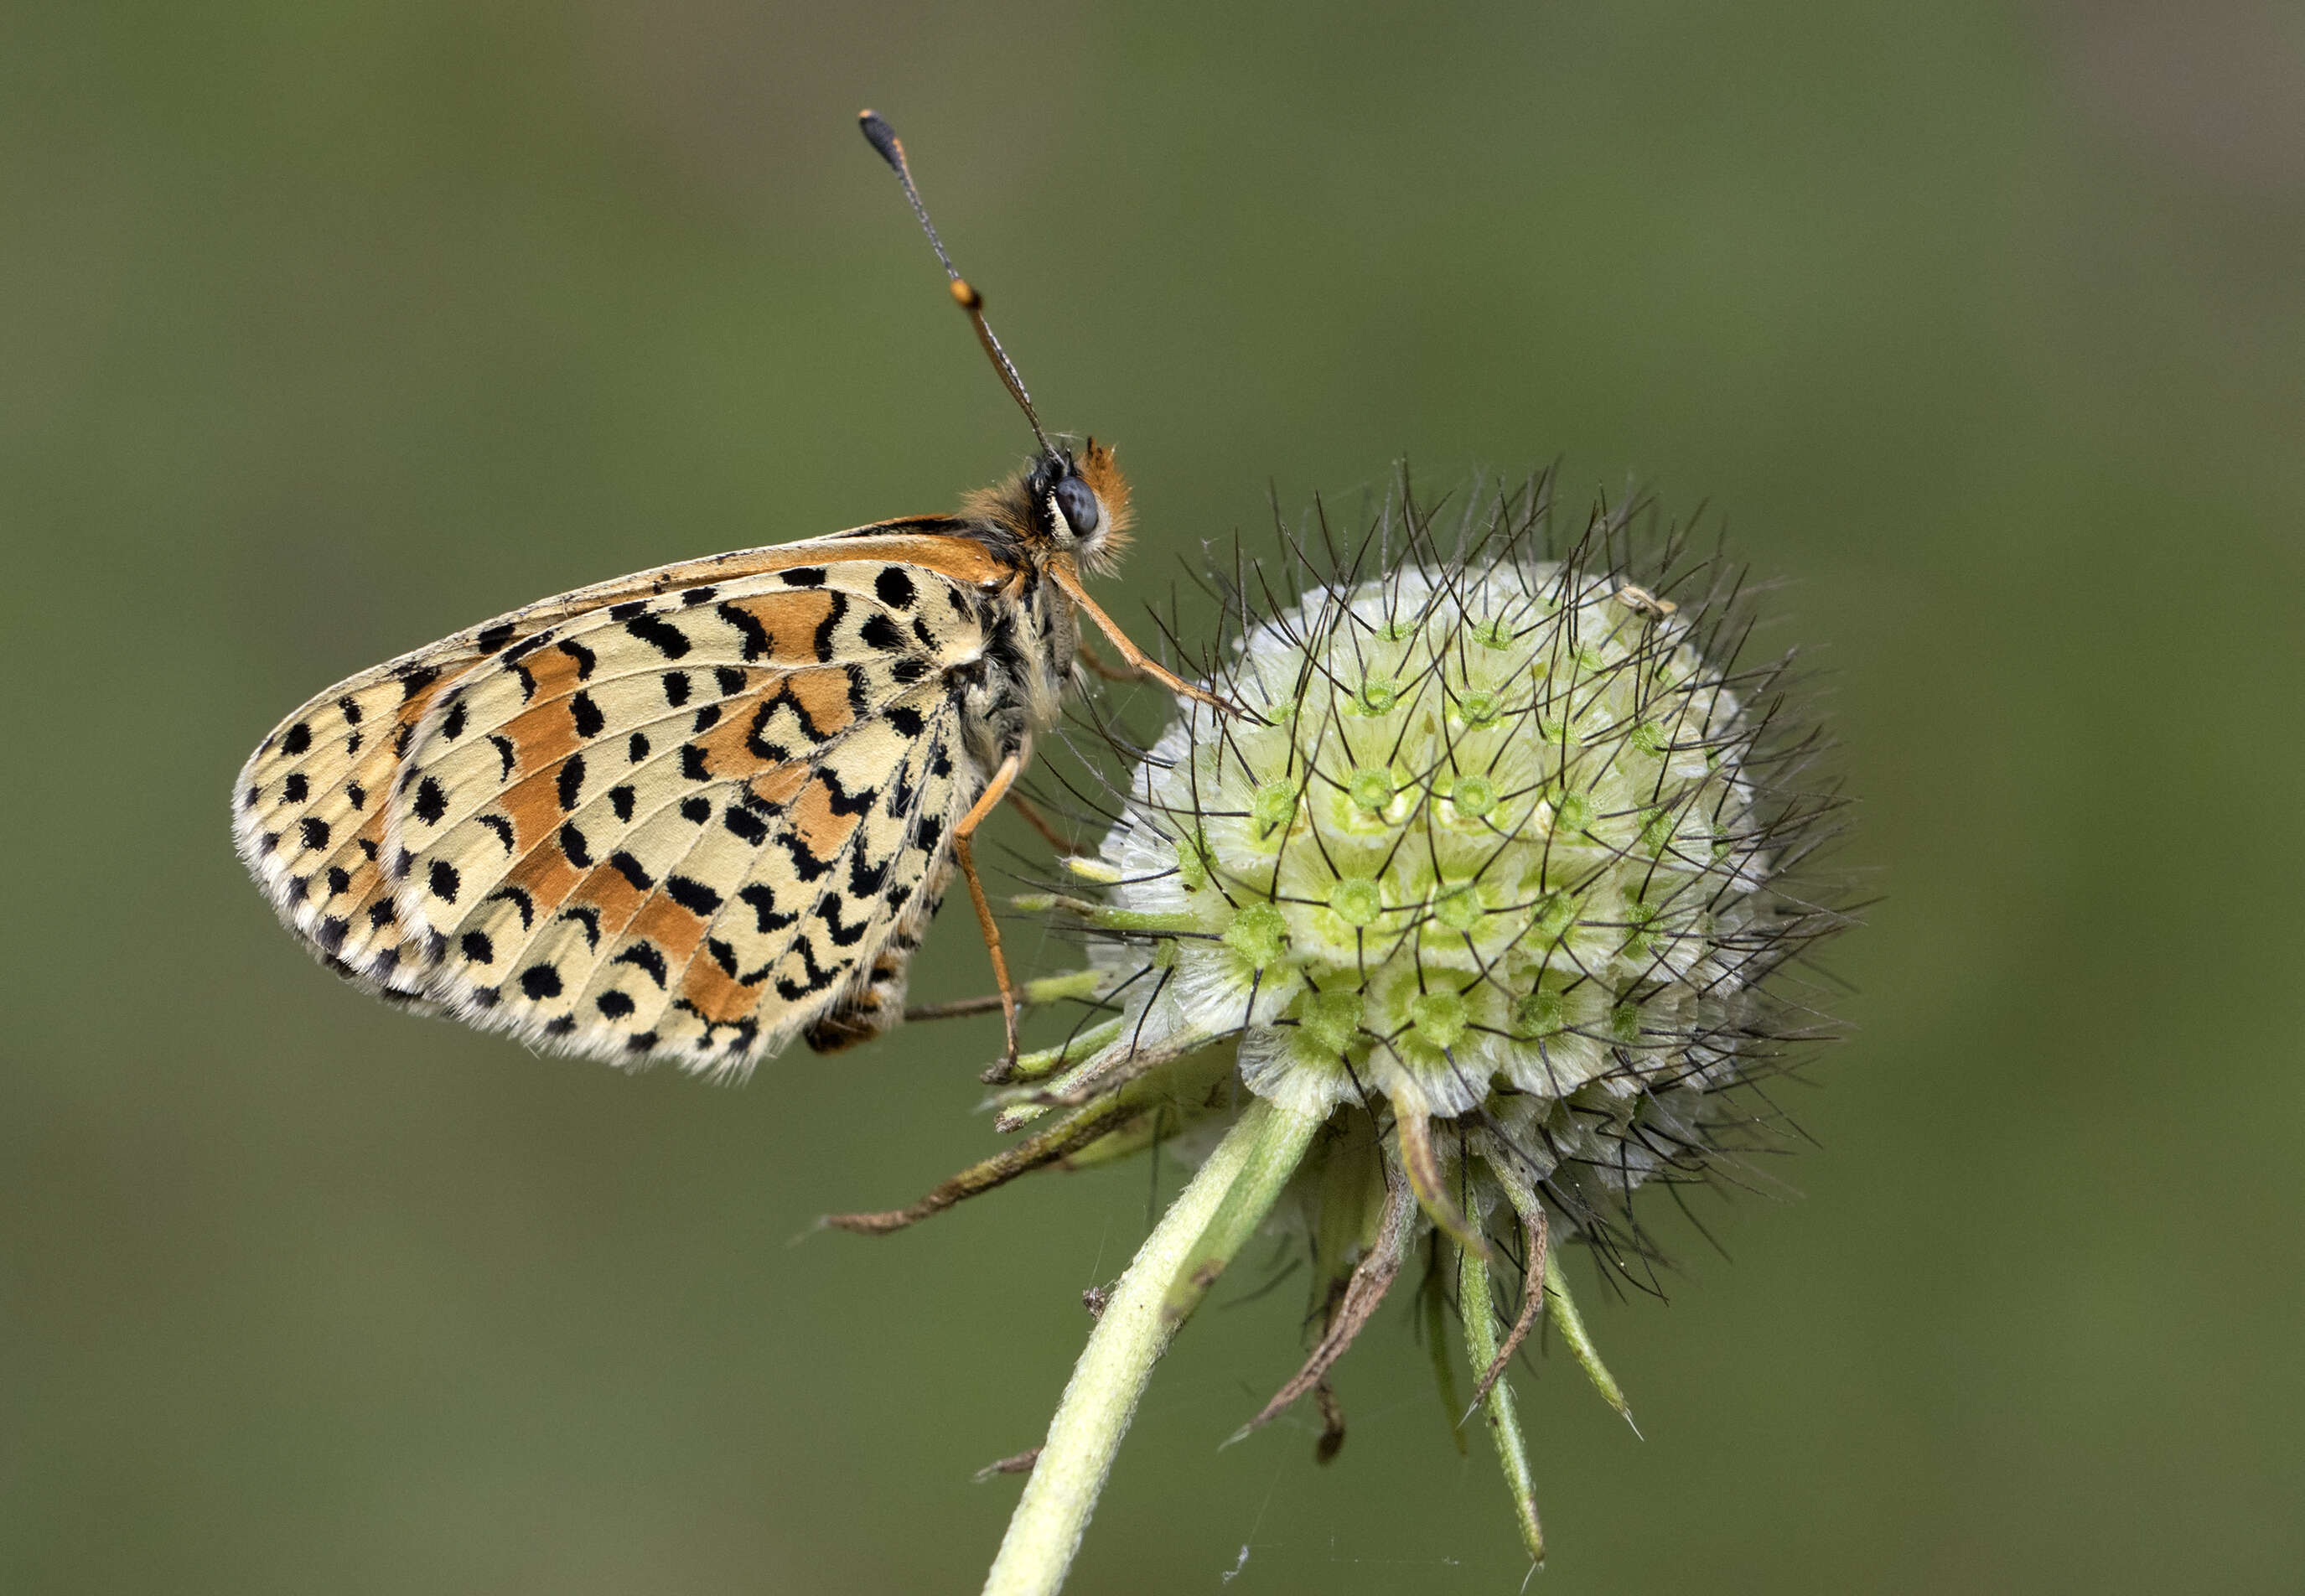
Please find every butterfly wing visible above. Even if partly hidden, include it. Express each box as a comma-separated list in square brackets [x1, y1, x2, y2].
[381, 547, 1007, 1077]
[232, 521, 1006, 1032]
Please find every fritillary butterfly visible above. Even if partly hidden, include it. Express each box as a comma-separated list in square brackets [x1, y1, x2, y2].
[232, 112, 1232, 1079]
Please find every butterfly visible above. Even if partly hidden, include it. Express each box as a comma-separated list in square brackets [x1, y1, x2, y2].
[232, 111, 1231, 1080]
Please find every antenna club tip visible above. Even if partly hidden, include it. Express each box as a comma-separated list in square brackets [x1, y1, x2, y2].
[949, 277, 983, 310]
[858, 110, 902, 166]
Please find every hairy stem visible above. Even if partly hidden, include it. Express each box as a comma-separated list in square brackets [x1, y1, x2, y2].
[982, 1098, 1306, 1596]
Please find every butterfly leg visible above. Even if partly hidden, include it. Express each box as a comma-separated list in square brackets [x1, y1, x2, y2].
[952, 750, 1027, 1070]
[1073, 638, 1140, 684]
[1005, 787, 1073, 853]
[1048, 559, 1253, 719]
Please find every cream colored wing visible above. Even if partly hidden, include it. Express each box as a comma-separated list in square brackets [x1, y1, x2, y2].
[231, 521, 1000, 1008]
[385, 555, 991, 1077]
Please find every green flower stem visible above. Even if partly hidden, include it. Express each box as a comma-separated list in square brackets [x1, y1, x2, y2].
[1158, 1101, 1326, 1328]
[982, 1099, 1305, 1596]
[1456, 1241, 1546, 1567]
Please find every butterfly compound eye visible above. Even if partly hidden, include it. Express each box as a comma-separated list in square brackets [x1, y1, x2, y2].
[1054, 474, 1101, 536]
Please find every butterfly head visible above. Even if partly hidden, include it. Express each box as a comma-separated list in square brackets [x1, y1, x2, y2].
[1000, 437, 1133, 576]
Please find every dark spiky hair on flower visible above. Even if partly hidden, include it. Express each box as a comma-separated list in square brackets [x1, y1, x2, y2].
[832, 468, 1855, 1590]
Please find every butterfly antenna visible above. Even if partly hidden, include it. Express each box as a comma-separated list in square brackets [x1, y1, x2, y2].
[859, 109, 1054, 459]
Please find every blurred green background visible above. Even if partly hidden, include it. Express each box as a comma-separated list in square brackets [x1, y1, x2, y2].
[8, 2, 2303, 1591]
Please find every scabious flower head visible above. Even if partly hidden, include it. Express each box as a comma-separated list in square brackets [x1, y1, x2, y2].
[835, 474, 1849, 1593]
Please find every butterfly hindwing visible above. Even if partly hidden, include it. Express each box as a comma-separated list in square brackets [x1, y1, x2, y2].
[387, 553, 991, 1076]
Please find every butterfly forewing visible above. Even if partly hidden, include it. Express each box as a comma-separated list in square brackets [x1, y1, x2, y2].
[236, 526, 1013, 1073]
[391, 557, 986, 1075]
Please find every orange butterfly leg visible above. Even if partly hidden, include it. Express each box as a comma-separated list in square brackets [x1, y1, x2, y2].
[952, 751, 1027, 1068]
[1047, 559, 1248, 718]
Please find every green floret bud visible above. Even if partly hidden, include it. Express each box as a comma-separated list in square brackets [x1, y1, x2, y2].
[1348, 766, 1394, 812]
[1224, 902, 1290, 968]
[1250, 778, 1298, 839]
[1409, 988, 1469, 1050]
[1299, 987, 1364, 1055]
[1329, 877, 1383, 926]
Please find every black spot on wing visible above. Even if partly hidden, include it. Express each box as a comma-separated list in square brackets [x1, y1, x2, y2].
[282, 722, 312, 756]
[614, 942, 668, 987]
[560, 822, 593, 868]
[774, 936, 847, 1001]
[626, 614, 692, 659]
[476, 620, 517, 655]
[609, 852, 654, 890]
[821, 770, 877, 816]
[770, 829, 834, 883]
[717, 602, 769, 661]
[556, 754, 586, 811]
[489, 884, 536, 930]
[737, 882, 796, 934]
[666, 875, 722, 916]
[812, 593, 847, 662]
[557, 639, 597, 680]
[817, 892, 872, 947]
[875, 567, 915, 608]
[571, 691, 604, 738]
[779, 567, 825, 587]
[661, 671, 691, 707]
